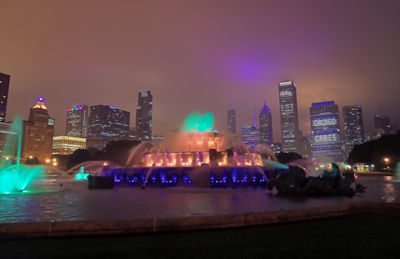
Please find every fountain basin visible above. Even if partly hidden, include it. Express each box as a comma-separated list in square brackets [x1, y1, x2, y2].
[107, 166, 289, 188]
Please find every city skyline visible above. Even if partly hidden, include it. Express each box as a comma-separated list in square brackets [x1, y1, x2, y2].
[1, 1, 400, 140]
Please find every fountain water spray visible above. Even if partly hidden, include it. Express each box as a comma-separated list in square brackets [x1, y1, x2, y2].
[0, 115, 44, 194]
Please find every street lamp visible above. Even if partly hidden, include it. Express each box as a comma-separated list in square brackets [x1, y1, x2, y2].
[384, 157, 390, 169]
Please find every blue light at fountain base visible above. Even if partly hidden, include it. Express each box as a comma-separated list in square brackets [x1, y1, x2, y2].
[107, 166, 289, 188]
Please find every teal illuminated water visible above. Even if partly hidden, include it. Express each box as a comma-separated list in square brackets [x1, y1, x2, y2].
[74, 166, 89, 181]
[0, 115, 44, 194]
[182, 111, 214, 132]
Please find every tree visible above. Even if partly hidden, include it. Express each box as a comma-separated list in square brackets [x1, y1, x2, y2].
[67, 149, 93, 169]
[348, 133, 400, 170]
[276, 152, 303, 164]
[25, 156, 39, 165]
[102, 140, 140, 165]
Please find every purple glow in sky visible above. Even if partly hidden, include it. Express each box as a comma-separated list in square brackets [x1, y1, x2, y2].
[1, 0, 400, 141]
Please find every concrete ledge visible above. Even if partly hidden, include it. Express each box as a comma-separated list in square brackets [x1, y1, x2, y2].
[1, 202, 400, 239]
[356, 172, 395, 176]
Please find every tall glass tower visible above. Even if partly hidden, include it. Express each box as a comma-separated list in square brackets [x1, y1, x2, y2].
[278, 81, 299, 153]
[227, 105, 236, 134]
[88, 105, 130, 137]
[136, 91, 153, 141]
[0, 73, 10, 122]
[343, 105, 364, 159]
[259, 102, 272, 146]
[241, 125, 258, 151]
[310, 101, 343, 162]
[66, 105, 89, 138]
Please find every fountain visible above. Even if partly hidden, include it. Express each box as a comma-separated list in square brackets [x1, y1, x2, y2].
[74, 166, 89, 181]
[97, 112, 289, 188]
[386, 162, 400, 183]
[0, 115, 45, 194]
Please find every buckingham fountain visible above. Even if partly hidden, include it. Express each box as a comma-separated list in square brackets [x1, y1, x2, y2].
[74, 111, 288, 189]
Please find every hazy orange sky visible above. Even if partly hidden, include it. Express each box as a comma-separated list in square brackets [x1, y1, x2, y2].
[1, 0, 399, 141]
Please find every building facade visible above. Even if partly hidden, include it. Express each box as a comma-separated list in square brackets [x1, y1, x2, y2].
[310, 101, 343, 162]
[278, 81, 299, 153]
[66, 105, 89, 138]
[0, 122, 17, 158]
[297, 131, 311, 159]
[343, 105, 364, 159]
[374, 114, 393, 135]
[136, 91, 153, 141]
[259, 102, 272, 146]
[22, 98, 55, 163]
[0, 73, 10, 122]
[88, 105, 130, 137]
[151, 135, 164, 147]
[241, 125, 258, 151]
[271, 143, 282, 154]
[227, 105, 236, 134]
[52, 136, 86, 155]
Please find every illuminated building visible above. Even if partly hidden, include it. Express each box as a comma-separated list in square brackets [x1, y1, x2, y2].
[271, 143, 282, 154]
[297, 131, 311, 159]
[374, 113, 393, 135]
[241, 125, 258, 151]
[129, 127, 137, 140]
[52, 136, 86, 155]
[343, 105, 364, 159]
[227, 105, 236, 133]
[136, 90, 152, 141]
[0, 73, 10, 122]
[259, 102, 272, 146]
[151, 135, 164, 147]
[310, 101, 343, 162]
[88, 105, 130, 137]
[279, 81, 299, 153]
[22, 97, 55, 163]
[0, 122, 17, 157]
[66, 105, 89, 138]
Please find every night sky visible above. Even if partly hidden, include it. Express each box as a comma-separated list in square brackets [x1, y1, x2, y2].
[1, 0, 399, 141]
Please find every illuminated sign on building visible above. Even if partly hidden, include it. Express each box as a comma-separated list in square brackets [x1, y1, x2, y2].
[313, 134, 338, 143]
[312, 118, 337, 127]
[310, 101, 343, 161]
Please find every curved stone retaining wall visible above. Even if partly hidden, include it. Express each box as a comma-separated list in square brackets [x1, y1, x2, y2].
[1, 202, 399, 239]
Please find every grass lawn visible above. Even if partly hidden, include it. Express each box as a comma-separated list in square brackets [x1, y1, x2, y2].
[1, 214, 400, 259]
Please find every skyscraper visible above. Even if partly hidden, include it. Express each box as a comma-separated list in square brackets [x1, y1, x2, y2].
[259, 102, 272, 146]
[0, 122, 18, 157]
[374, 113, 393, 135]
[310, 101, 343, 162]
[136, 90, 153, 141]
[343, 105, 364, 159]
[23, 97, 55, 163]
[278, 81, 299, 153]
[88, 105, 130, 137]
[241, 125, 258, 151]
[227, 105, 236, 134]
[66, 105, 89, 138]
[0, 73, 10, 122]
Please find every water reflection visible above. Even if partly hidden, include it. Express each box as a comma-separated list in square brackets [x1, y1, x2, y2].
[0, 176, 399, 224]
[382, 183, 397, 202]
